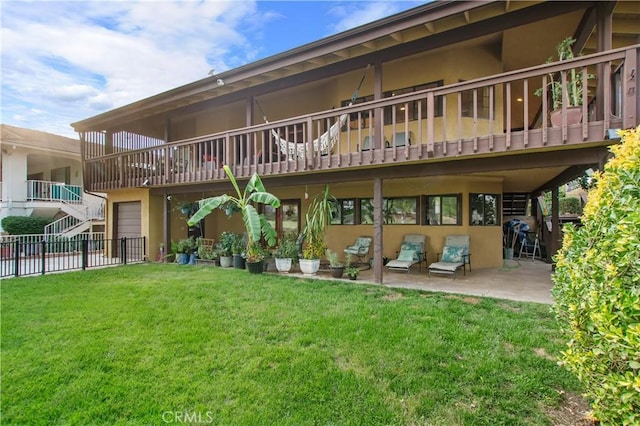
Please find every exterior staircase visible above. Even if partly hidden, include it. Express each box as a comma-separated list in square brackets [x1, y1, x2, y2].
[43, 186, 105, 239]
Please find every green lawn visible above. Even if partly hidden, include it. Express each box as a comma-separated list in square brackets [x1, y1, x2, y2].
[1, 264, 581, 425]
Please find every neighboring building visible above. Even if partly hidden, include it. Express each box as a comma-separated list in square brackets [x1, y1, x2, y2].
[71, 1, 640, 282]
[0, 124, 105, 236]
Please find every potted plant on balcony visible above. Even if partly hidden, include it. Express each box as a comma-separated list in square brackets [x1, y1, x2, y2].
[326, 249, 345, 278]
[273, 231, 299, 273]
[535, 37, 593, 127]
[187, 165, 280, 273]
[299, 185, 335, 276]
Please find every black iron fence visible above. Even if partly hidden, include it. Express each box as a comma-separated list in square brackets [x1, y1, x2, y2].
[0, 236, 146, 278]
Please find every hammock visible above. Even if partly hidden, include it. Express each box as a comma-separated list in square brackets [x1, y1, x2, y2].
[257, 65, 369, 159]
[270, 110, 349, 159]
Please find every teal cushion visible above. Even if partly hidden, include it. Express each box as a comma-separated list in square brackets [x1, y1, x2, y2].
[400, 242, 423, 260]
[441, 245, 464, 263]
[397, 249, 416, 262]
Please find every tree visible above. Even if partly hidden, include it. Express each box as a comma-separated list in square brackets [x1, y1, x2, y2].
[552, 126, 640, 425]
[187, 166, 280, 262]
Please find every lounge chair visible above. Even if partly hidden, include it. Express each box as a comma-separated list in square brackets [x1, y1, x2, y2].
[386, 234, 427, 273]
[428, 235, 471, 279]
[344, 236, 372, 269]
[386, 131, 413, 147]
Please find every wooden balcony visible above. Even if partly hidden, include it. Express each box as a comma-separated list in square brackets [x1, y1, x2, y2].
[81, 45, 638, 192]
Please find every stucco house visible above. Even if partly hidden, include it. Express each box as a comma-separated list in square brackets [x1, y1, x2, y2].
[0, 124, 104, 237]
[71, 1, 639, 282]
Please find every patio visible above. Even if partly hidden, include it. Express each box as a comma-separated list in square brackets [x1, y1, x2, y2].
[289, 258, 555, 305]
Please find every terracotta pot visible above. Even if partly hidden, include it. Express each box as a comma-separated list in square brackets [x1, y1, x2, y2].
[550, 106, 582, 127]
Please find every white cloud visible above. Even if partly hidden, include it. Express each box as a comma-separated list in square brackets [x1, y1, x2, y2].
[1, 0, 260, 137]
[0, 0, 422, 138]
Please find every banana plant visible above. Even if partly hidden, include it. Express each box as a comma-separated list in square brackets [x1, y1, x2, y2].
[187, 165, 280, 261]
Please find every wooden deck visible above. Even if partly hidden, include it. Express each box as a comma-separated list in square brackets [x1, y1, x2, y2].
[80, 46, 638, 192]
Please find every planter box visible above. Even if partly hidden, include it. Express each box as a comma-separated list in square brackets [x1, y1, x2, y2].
[195, 259, 218, 267]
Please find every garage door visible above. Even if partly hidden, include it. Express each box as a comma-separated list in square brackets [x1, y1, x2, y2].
[114, 201, 142, 259]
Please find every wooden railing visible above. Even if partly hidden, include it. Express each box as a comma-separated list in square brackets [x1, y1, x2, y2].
[82, 45, 638, 191]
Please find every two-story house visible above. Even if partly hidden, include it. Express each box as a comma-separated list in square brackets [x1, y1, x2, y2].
[0, 124, 105, 238]
[71, 1, 639, 283]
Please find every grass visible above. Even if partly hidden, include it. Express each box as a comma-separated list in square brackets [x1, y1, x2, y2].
[1, 263, 581, 425]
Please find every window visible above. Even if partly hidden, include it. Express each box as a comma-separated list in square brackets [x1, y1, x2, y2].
[461, 84, 492, 119]
[341, 80, 443, 128]
[384, 81, 443, 125]
[359, 198, 374, 225]
[341, 95, 374, 129]
[358, 197, 418, 225]
[424, 194, 461, 225]
[51, 166, 71, 184]
[330, 199, 355, 225]
[263, 200, 301, 235]
[470, 193, 500, 226]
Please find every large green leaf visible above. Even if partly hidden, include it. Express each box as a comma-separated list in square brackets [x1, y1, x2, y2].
[248, 192, 281, 208]
[242, 204, 262, 246]
[187, 195, 232, 226]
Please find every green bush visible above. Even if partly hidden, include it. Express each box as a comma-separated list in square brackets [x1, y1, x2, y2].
[552, 126, 640, 425]
[559, 196, 581, 215]
[1, 216, 53, 235]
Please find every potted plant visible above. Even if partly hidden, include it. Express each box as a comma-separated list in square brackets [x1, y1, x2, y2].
[217, 231, 237, 267]
[187, 165, 280, 273]
[232, 236, 246, 269]
[535, 37, 593, 127]
[172, 237, 197, 265]
[246, 242, 269, 274]
[343, 253, 359, 280]
[273, 231, 299, 273]
[345, 265, 360, 280]
[299, 185, 335, 276]
[326, 249, 345, 278]
[178, 201, 196, 216]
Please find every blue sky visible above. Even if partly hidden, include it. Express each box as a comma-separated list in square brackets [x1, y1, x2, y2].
[1, 0, 425, 138]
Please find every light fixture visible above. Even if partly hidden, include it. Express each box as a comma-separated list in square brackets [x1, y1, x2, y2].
[216, 78, 225, 87]
[142, 178, 150, 187]
[516, 97, 523, 102]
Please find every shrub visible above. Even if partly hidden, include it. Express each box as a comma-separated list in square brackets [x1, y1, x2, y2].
[552, 126, 640, 425]
[1, 216, 53, 235]
[559, 196, 582, 215]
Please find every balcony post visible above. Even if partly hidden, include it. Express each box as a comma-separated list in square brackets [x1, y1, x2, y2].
[373, 177, 383, 284]
[622, 47, 638, 130]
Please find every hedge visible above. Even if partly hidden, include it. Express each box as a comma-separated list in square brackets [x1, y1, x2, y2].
[552, 126, 640, 425]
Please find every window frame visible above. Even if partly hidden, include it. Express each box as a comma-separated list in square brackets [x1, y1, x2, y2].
[422, 193, 462, 226]
[358, 196, 418, 225]
[469, 193, 501, 226]
[330, 198, 356, 225]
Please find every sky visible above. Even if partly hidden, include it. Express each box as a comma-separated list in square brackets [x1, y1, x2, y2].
[1, 0, 425, 139]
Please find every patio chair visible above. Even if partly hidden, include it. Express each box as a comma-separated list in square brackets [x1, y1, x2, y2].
[386, 131, 413, 148]
[386, 234, 427, 273]
[428, 235, 471, 279]
[344, 236, 372, 269]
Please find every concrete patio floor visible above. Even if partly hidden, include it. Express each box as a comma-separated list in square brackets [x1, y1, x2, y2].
[289, 258, 555, 305]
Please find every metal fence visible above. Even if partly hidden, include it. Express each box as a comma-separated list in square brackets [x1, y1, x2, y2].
[0, 234, 146, 278]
